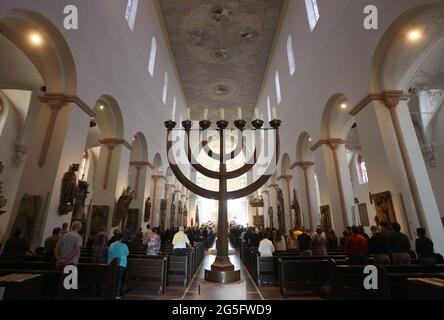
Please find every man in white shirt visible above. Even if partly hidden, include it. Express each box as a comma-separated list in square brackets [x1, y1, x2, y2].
[258, 234, 275, 257]
[172, 226, 192, 256]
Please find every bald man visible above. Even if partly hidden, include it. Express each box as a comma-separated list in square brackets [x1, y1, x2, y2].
[55, 221, 83, 268]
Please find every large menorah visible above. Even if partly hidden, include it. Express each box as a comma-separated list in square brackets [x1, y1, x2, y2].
[165, 117, 281, 284]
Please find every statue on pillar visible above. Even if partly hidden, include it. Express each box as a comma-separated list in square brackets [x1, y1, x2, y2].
[170, 193, 176, 227]
[276, 188, 286, 232]
[59, 163, 80, 215]
[160, 199, 167, 230]
[113, 186, 135, 227]
[177, 200, 183, 226]
[144, 197, 151, 222]
[268, 207, 274, 229]
[195, 206, 200, 227]
[291, 189, 302, 229]
[0, 162, 6, 215]
[72, 181, 89, 221]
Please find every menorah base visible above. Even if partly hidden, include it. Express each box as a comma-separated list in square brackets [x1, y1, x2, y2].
[204, 269, 241, 284]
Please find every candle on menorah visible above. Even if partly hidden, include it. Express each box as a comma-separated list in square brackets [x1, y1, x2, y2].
[164, 112, 281, 284]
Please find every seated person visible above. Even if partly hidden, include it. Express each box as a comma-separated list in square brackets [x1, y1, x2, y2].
[258, 233, 275, 257]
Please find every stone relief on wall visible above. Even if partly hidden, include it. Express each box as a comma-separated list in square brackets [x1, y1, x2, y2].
[59, 163, 80, 215]
[170, 193, 176, 228]
[72, 181, 89, 221]
[177, 200, 183, 226]
[12, 141, 28, 168]
[320, 205, 332, 232]
[0, 162, 6, 215]
[371, 191, 397, 226]
[12, 194, 43, 243]
[126, 209, 139, 235]
[112, 187, 135, 227]
[89, 205, 109, 237]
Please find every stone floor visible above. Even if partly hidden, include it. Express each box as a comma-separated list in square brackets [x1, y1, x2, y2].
[124, 251, 321, 300]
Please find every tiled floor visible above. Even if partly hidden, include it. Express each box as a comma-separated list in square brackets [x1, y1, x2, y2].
[124, 251, 321, 300]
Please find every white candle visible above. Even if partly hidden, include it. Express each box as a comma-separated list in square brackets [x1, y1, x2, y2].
[272, 107, 277, 120]
[186, 108, 191, 120]
[255, 108, 260, 120]
[238, 107, 242, 120]
[203, 108, 208, 120]
[220, 108, 225, 120]
[169, 107, 175, 121]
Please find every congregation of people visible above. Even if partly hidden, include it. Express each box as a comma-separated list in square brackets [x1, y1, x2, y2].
[232, 222, 442, 266]
[0, 221, 215, 299]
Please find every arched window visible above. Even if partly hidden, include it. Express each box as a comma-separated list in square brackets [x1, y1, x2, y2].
[148, 37, 157, 76]
[125, 0, 139, 30]
[275, 71, 282, 105]
[287, 35, 296, 76]
[305, 0, 320, 31]
[356, 154, 369, 184]
[162, 72, 169, 105]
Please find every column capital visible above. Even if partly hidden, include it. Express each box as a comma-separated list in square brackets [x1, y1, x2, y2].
[152, 174, 166, 182]
[292, 161, 315, 170]
[39, 93, 69, 110]
[381, 91, 410, 109]
[129, 161, 152, 169]
[99, 138, 132, 150]
[311, 139, 346, 151]
[268, 184, 279, 190]
[277, 175, 293, 182]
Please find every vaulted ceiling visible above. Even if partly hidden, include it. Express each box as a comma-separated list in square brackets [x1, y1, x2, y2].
[158, 0, 284, 121]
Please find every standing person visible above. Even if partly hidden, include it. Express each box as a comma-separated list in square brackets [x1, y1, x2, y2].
[298, 229, 312, 256]
[312, 227, 327, 256]
[107, 232, 129, 299]
[390, 223, 411, 265]
[146, 227, 161, 256]
[143, 224, 152, 245]
[108, 229, 121, 246]
[92, 233, 108, 264]
[415, 228, 436, 266]
[286, 229, 297, 250]
[344, 226, 368, 264]
[258, 233, 275, 257]
[61, 222, 69, 235]
[43, 227, 61, 261]
[172, 226, 192, 256]
[368, 226, 391, 265]
[1, 229, 31, 261]
[326, 230, 338, 251]
[55, 222, 83, 268]
[274, 230, 287, 251]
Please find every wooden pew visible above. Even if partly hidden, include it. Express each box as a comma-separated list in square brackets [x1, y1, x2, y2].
[378, 264, 444, 299]
[125, 257, 167, 295]
[0, 259, 119, 300]
[167, 255, 188, 287]
[277, 258, 331, 297]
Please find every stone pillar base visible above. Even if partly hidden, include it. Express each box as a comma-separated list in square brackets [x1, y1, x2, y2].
[199, 279, 246, 300]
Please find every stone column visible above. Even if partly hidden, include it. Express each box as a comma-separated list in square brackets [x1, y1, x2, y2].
[262, 190, 270, 228]
[129, 161, 150, 229]
[5, 93, 93, 247]
[150, 175, 165, 227]
[164, 183, 175, 228]
[353, 91, 444, 253]
[268, 184, 279, 229]
[277, 175, 293, 231]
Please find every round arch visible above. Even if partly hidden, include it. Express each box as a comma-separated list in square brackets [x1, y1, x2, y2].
[296, 131, 314, 163]
[370, 3, 444, 92]
[130, 132, 148, 162]
[0, 9, 76, 94]
[320, 93, 354, 140]
[93, 95, 124, 140]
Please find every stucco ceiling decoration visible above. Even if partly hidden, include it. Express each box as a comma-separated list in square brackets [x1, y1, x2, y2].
[159, 0, 284, 121]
